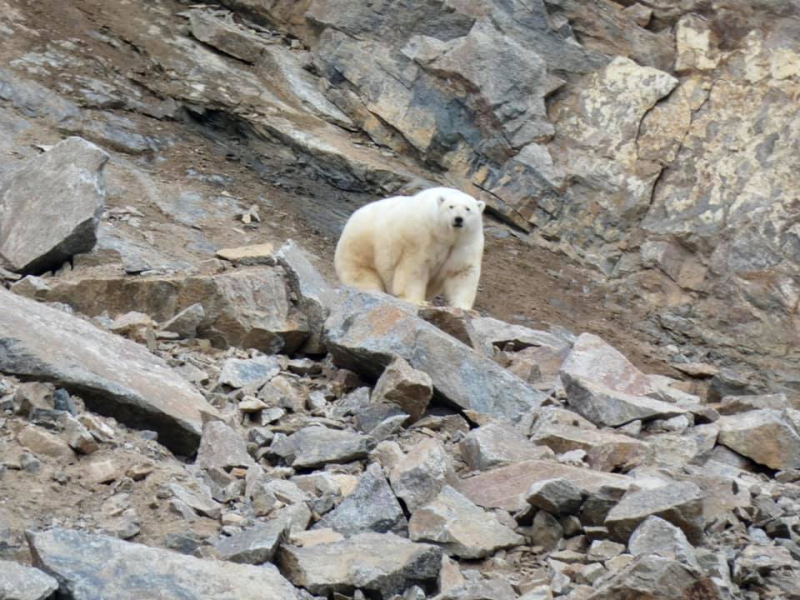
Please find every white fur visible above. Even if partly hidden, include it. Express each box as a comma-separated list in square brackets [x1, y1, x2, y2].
[334, 187, 485, 309]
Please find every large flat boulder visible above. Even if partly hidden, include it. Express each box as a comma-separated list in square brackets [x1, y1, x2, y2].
[0, 288, 217, 454]
[278, 532, 441, 597]
[0, 560, 58, 600]
[41, 267, 308, 353]
[27, 528, 300, 599]
[457, 459, 632, 514]
[0, 137, 107, 274]
[324, 290, 545, 421]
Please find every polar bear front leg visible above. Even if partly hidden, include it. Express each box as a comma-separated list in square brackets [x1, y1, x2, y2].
[392, 258, 430, 306]
[443, 265, 480, 310]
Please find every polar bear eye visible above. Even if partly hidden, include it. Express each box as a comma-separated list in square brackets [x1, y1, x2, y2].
[449, 205, 454, 209]
[466, 207, 471, 212]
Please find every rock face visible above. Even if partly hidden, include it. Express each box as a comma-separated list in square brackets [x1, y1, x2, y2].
[0, 288, 217, 454]
[389, 438, 457, 512]
[325, 290, 545, 421]
[27, 528, 300, 599]
[409, 486, 524, 559]
[461, 422, 552, 471]
[278, 532, 441, 597]
[0, 137, 107, 274]
[717, 409, 800, 470]
[0, 560, 59, 600]
[588, 556, 717, 600]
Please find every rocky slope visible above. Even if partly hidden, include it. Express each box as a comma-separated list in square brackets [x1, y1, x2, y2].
[2, 0, 800, 599]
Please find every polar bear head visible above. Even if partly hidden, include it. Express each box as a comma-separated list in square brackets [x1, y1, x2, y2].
[424, 187, 485, 233]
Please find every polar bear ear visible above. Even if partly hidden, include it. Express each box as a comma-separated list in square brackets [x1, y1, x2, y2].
[477, 200, 486, 213]
[438, 195, 446, 205]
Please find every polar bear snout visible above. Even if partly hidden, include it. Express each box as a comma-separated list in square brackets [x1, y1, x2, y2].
[453, 216, 464, 228]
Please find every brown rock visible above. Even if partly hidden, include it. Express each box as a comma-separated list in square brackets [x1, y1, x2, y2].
[372, 357, 433, 422]
[17, 426, 75, 461]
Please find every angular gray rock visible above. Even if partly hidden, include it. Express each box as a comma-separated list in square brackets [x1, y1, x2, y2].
[28, 528, 300, 599]
[188, 10, 266, 64]
[564, 374, 686, 428]
[0, 137, 107, 274]
[409, 486, 524, 559]
[214, 519, 288, 564]
[372, 357, 433, 423]
[160, 303, 205, 339]
[389, 438, 457, 512]
[0, 560, 58, 600]
[526, 478, 584, 516]
[461, 422, 553, 471]
[195, 420, 255, 471]
[628, 516, 699, 570]
[587, 555, 719, 599]
[325, 290, 545, 421]
[42, 267, 309, 353]
[717, 409, 800, 470]
[271, 425, 373, 469]
[217, 355, 280, 389]
[458, 460, 631, 514]
[314, 463, 407, 536]
[0, 288, 217, 454]
[605, 482, 705, 544]
[166, 482, 222, 520]
[278, 532, 441, 597]
[274, 240, 338, 355]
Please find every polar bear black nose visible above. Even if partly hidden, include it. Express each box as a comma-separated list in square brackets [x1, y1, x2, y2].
[454, 216, 464, 227]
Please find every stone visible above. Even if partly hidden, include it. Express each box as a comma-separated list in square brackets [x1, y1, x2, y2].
[461, 422, 553, 471]
[526, 478, 584, 516]
[471, 317, 570, 353]
[372, 357, 433, 423]
[61, 414, 100, 455]
[0, 559, 58, 600]
[529, 510, 563, 551]
[195, 421, 256, 471]
[588, 556, 718, 600]
[717, 409, 800, 470]
[325, 291, 545, 421]
[409, 486, 524, 559]
[457, 460, 631, 514]
[564, 375, 686, 428]
[437, 580, 518, 600]
[215, 243, 276, 265]
[17, 426, 75, 461]
[278, 532, 441, 597]
[588, 540, 625, 563]
[531, 424, 648, 473]
[189, 10, 267, 64]
[628, 516, 699, 570]
[274, 240, 338, 355]
[417, 307, 485, 352]
[271, 425, 373, 469]
[718, 393, 791, 415]
[160, 303, 205, 338]
[27, 527, 300, 599]
[218, 355, 280, 389]
[166, 482, 222, 520]
[42, 267, 308, 353]
[213, 519, 288, 564]
[314, 463, 407, 536]
[10, 276, 51, 300]
[389, 438, 457, 512]
[0, 137, 107, 274]
[289, 528, 344, 548]
[108, 311, 156, 336]
[605, 482, 705, 544]
[438, 555, 465, 594]
[0, 288, 217, 454]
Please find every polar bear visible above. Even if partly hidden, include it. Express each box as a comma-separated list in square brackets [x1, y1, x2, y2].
[334, 186, 485, 310]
